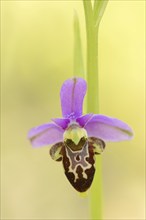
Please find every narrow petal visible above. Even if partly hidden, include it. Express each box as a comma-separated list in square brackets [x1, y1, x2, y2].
[28, 123, 64, 147]
[60, 77, 87, 118]
[84, 115, 133, 142]
[51, 118, 70, 129]
[76, 114, 93, 127]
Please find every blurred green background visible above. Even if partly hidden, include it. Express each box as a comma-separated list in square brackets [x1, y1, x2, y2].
[1, 1, 145, 219]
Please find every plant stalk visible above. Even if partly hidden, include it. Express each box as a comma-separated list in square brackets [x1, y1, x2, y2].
[83, 1, 108, 219]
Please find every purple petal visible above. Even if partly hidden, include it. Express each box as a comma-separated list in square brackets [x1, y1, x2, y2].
[76, 114, 93, 127]
[28, 123, 64, 147]
[51, 118, 70, 129]
[60, 78, 87, 118]
[84, 114, 133, 142]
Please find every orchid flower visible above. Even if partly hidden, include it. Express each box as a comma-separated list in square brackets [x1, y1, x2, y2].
[28, 77, 133, 192]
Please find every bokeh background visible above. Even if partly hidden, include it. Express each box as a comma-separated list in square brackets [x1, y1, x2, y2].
[1, 0, 145, 219]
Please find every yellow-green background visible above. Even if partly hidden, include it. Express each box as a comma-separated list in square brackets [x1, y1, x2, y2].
[1, 1, 145, 219]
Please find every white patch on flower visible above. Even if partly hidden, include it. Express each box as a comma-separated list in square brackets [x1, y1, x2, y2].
[65, 142, 92, 182]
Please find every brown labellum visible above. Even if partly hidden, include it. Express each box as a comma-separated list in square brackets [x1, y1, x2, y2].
[50, 137, 105, 192]
[62, 137, 105, 192]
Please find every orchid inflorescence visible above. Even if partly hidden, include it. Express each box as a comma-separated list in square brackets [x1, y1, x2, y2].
[28, 78, 133, 192]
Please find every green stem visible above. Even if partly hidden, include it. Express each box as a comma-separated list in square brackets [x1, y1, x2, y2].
[83, 1, 99, 114]
[94, 0, 109, 26]
[73, 10, 84, 77]
[83, 1, 108, 219]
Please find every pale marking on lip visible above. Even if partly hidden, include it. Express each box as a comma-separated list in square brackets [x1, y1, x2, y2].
[65, 142, 92, 182]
